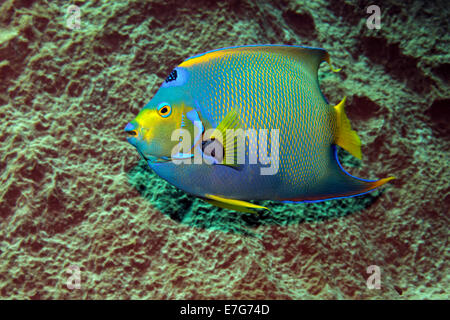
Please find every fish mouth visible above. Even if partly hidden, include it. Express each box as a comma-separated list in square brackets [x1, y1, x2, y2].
[133, 146, 193, 165]
[139, 151, 172, 164]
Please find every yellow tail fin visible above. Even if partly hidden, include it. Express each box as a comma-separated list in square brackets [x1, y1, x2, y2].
[324, 52, 342, 73]
[334, 96, 362, 160]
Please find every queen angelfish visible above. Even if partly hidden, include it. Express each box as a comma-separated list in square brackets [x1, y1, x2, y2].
[125, 45, 394, 213]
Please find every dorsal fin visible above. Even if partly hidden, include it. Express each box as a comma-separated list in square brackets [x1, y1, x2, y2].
[179, 44, 341, 74]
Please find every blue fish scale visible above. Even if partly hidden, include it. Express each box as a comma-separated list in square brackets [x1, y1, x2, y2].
[184, 50, 336, 196]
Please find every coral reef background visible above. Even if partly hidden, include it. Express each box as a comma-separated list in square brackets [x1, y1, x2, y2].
[0, 0, 448, 299]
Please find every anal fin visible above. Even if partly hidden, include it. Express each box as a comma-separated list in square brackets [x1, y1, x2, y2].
[203, 194, 269, 214]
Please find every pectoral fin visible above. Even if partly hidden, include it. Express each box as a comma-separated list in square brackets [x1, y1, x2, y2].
[203, 194, 269, 214]
[207, 108, 243, 168]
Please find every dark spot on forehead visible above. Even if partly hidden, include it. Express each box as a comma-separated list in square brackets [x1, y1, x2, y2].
[165, 69, 177, 83]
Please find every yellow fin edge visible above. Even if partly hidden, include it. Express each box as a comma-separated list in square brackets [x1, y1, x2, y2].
[334, 96, 362, 160]
[369, 176, 396, 190]
[204, 194, 269, 214]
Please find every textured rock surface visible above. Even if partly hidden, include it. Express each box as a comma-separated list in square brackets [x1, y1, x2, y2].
[0, 0, 448, 299]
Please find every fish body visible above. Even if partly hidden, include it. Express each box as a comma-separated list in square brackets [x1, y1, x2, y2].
[125, 45, 393, 212]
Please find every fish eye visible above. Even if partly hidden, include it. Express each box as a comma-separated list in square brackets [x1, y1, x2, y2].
[157, 103, 172, 118]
